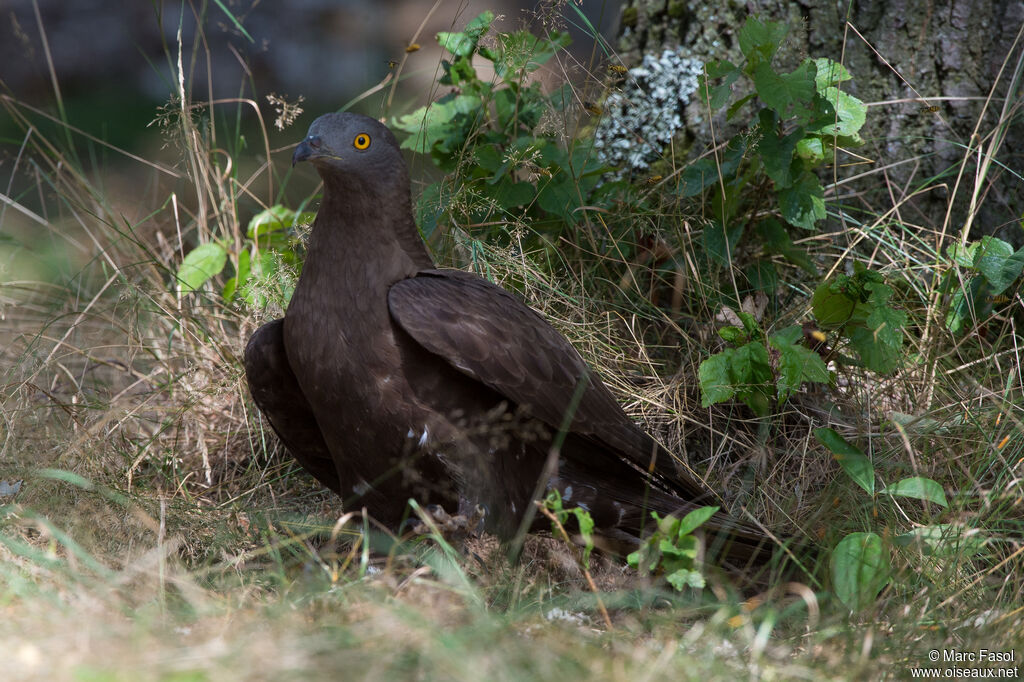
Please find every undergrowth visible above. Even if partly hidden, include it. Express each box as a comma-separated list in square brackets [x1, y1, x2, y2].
[0, 4, 1022, 681]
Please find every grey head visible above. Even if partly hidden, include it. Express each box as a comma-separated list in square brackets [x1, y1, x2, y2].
[292, 112, 406, 187]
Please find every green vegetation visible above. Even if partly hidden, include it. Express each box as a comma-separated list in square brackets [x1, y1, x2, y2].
[1, 6, 1022, 681]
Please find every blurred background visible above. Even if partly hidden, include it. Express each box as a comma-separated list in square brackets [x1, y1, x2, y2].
[0, 0, 620, 151]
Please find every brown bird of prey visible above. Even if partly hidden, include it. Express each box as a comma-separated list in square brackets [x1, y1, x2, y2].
[245, 112, 772, 564]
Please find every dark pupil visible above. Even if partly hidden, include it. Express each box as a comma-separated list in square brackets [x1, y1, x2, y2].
[358, 136, 366, 145]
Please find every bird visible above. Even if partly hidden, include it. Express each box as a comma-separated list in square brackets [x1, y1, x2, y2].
[244, 112, 776, 567]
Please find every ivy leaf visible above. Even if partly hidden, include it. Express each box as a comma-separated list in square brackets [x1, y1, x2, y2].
[815, 427, 874, 495]
[831, 532, 890, 611]
[176, 242, 227, 294]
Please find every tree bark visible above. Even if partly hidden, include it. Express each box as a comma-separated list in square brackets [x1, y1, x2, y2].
[615, 0, 1024, 242]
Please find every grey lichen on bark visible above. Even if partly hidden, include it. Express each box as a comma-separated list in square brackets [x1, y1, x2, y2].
[614, 0, 1024, 240]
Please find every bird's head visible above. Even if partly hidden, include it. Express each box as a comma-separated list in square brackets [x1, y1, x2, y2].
[292, 112, 406, 186]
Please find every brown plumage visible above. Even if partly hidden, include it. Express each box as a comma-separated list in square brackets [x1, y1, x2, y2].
[245, 112, 776, 567]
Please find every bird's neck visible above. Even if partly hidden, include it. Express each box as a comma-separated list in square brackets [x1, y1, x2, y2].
[304, 174, 435, 289]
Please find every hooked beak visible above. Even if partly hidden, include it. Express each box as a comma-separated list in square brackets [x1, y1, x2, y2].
[292, 136, 321, 166]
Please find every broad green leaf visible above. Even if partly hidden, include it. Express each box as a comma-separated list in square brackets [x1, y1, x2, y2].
[778, 170, 826, 230]
[415, 181, 451, 239]
[849, 285, 906, 373]
[176, 242, 227, 294]
[808, 87, 867, 140]
[755, 218, 818, 275]
[222, 248, 251, 302]
[436, 11, 493, 57]
[796, 136, 825, 164]
[491, 178, 534, 210]
[771, 332, 831, 401]
[676, 506, 721, 537]
[699, 351, 736, 406]
[757, 109, 802, 187]
[813, 58, 852, 89]
[247, 205, 296, 240]
[745, 259, 778, 294]
[393, 94, 482, 155]
[814, 427, 874, 494]
[717, 325, 748, 344]
[752, 61, 817, 124]
[737, 17, 788, 65]
[895, 524, 986, 557]
[496, 30, 570, 76]
[700, 60, 742, 109]
[974, 236, 1024, 295]
[946, 241, 979, 268]
[666, 568, 706, 590]
[882, 477, 948, 508]
[831, 532, 890, 611]
[812, 276, 857, 327]
[944, 275, 988, 335]
[703, 218, 744, 267]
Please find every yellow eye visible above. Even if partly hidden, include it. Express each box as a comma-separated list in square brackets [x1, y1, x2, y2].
[353, 133, 371, 150]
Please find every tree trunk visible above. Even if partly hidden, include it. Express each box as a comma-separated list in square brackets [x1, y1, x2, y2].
[615, 0, 1024, 243]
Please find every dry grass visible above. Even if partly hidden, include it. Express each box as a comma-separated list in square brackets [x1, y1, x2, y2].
[2, 5, 1024, 681]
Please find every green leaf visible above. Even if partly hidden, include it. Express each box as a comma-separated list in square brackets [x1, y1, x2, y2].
[808, 87, 867, 140]
[812, 276, 857, 328]
[717, 325, 748, 344]
[247, 204, 297, 240]
[796, 136, 825, 164]
[737, 17, 788, 66]
[778, 170, 826, 230]
[676, 506, 720, 537]
[895, 524, 986, 558]
[945, 275, 991, 335]
[393, 94, 482, 155]
[752, 61, 817, 124]
[703, 219, 744, 267]
[882, 477, 948, 508]
[496, 30, 570, 76]
[415, 181, 451, 239]
[813, 58, 852, 89]
[757, 109, 802, 187]
[946, 241, 980, 268]
[814, 427, 874, 495]
[176, 242, 227, 294]
[849, 284, 906, 373]
[700, 60, 741, 110]
[666, 568, 706, 590]
[771, 330, 831, 401]
[755, 218, 818, 275]
[436, 11, 493, 57]
[699, 351, 736, 406]
[491, 179, 534, 210]
[831, 532, 890, 611]
[974, 236, 1024, 295]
